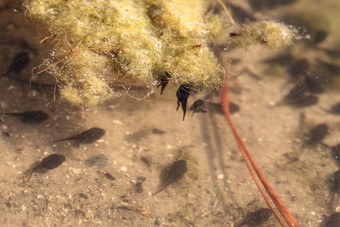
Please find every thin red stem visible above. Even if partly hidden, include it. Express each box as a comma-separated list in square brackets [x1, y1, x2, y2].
[222, 75, 298, 227]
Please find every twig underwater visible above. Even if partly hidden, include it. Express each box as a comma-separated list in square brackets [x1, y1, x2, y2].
[221, 74, 299, 227]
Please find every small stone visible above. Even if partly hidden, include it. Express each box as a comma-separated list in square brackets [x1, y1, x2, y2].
[217, 174, 224, 179]
[112, 120, 122, 125]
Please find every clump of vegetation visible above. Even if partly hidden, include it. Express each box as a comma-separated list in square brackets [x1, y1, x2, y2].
[25, 0, 297, 107]
[25, 0, 226, 106]
[226, 21, 298, 49]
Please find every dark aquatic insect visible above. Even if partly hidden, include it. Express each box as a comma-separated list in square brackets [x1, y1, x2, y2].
[322, 212, 340, 227]
[24, 153, 66, 183]
[154, 159, 187, 195]
[1, 110, 49, 123]
[329, 102, 340, 115]
[237, 208, 272, 227]
[157, 72, 171, 95]
[190, 99, 207, 113]
[331, 144, 340, 166]
[135, 176, 146, 193]
[104, 172, 116, 181]
[54, 127, 105, 144]
[285, 84, 318, 107]
[230, 32, 242, 37]
[2, 52, 30, 76]
[176, 84, 192, 121]
[306, 123, 328, 145]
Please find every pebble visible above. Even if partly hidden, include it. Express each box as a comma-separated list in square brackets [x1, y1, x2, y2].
[112, 120, 122, 125]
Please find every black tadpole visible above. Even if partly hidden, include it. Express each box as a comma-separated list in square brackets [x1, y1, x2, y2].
[190, 99, 207, 114]
[158, 72, 171, 95]
[54, 127, 105, 144]
[154, 159, 187, 195]
[23, 153, 66, 183]
[306, 123, 328, 145]
[176, 84, 192, 121]
[1, 110, 49, 123]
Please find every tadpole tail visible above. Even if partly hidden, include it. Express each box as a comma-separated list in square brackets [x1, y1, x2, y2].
[1, 113, 21, 116]
[182, 103, 187, 121]
[52, 137, 77, 142]
[153, 182, 170, 195]
[22, 168, 35, 183]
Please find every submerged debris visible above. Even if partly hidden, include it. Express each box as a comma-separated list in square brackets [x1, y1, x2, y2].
[154, 159, 187, 195]
[24, 153, 66, 183]
[1, 111, 49, 123]
[54, 127, 105, 144]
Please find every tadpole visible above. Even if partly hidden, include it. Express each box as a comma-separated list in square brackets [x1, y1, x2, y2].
[305, 123, 328, 145]
[284, 84, 318, 107]
[190, 99, 207, 114]
[237, 208, 272, 227]
[154, 159, 187, 195]
[24, 153, 66, 183]
[54, 127, 105, 144]
[1, 110, 49, 123]
[176, 84, 192, 121]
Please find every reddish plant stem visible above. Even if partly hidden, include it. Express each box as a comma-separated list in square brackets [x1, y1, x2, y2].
[222, 75, 298, 227]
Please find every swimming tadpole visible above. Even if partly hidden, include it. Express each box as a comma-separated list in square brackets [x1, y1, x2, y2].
[1, 111, 49, 123]
[23, 153, 66, 183]
[154, 159, 187, 195]
[54, 127, 105, 144]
